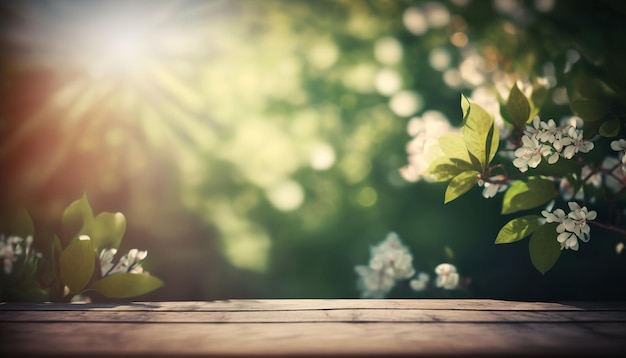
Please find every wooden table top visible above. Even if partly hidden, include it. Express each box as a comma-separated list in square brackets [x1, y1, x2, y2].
[2, 299, 626, 357]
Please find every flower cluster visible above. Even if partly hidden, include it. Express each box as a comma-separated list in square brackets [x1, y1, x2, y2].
[99, 247, 148, 277]
[0, 235, 40, 275]
[513, 117, 594, 172]
[410, 263, 460, 291]
[355, 232, 462, 298]
[354, 232, 415, 298]
[542, 202, 597, 251]
[434, 263, 459, 289]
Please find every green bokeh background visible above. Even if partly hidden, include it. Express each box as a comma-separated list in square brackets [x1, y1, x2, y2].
[1, 0, 625, 301]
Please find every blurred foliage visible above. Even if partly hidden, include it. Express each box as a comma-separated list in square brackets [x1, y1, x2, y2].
[0, 0, 625, 301]
[1, 195, 163, 301]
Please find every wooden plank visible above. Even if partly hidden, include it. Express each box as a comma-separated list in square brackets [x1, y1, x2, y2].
[2, 300, 626, 357]
[2, 321, 626, 357]
[3, 299, 626, 311]
[2, 308, 626, 323]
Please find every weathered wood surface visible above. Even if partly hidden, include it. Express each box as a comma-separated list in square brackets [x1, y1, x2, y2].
[1, 299, 626, 357]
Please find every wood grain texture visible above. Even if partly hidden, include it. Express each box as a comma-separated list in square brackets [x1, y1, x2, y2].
[3, 307, 626, 323]
[1, 299, 626, 357]
[4, 299, 626, 311]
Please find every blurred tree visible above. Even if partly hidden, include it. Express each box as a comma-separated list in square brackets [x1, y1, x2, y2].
[0, 0, 624, 301]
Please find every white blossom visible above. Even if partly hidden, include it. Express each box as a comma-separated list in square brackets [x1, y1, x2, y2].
[545, 202, 597, 251]
[567, 202, 596, 242]
[557, 231, 580, 251]
[355, 232, 416, 298]
[544, 130, 573, 164]
[482, 182, 507, 198]
[560, 115, 583, 129]
[409, 272, 430, 291]
[99, 248, 118, 276]
[368, 233, 415, 279]
[610, 139, 626, 171]
[551, 131, 573, 152]
[103, 248, 148, 276]
[1, 236, 21, 274]
[538, 119, 558, 142]
[563, 127, 593, 159]
[478, 175, 508, 198]
[513, 135, 548, 172]
[0, 235, 39, 275]
[523, 116, 543, 139]
[610, 139, 626, 152]
[514, 118, 593, 172]
[355, 265, 396, 298]
[434, 263, 459, 289]
[542, 208, 567, 228]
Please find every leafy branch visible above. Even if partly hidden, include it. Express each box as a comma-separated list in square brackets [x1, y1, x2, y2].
[423, 82, 625, 275]
[1, 194, 164, 302]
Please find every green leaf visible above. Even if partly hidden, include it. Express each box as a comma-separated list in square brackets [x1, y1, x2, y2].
[501, 177, 556, 214]
[461, 101, 495, 170]
[425, 156, 474, 182]
[16, 252, 39, 278]
[92, 273, 164, 299]
[88, 212, 127, 252]
[48, 235, 64, 299]
[425, 157, 459, 182]
[59, 237, 96, 295]
[529, 223, 561, 275]
[461, 93, 471, 122]
[566, 61, 621, 125]
[438, 133, 471, 162]
[567, 59, 622, 101]
[467, 151, 483, 171]
[486, 121, 499, 165]
[444, 170, 479, 204]
[506, 83, 531, 127]
[495, 215, 542, 244]
[40, 234, 63, 299]
[599, 115, 621, 137]
[570, 98, 611, 122]
[62, 194, 94, 241]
